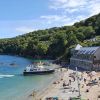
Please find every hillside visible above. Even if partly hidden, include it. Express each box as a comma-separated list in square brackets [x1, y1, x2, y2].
[0, 13, 100, 61]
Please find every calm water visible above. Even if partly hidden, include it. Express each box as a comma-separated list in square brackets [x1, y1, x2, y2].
[0, 55, 55, 100]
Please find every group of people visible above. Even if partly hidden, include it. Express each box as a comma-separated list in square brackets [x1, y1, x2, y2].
[62, 76, 75, 88]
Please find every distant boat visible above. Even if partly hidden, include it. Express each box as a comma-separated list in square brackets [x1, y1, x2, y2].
[10, 62, 17, 66]
[23, 62, 55, 75]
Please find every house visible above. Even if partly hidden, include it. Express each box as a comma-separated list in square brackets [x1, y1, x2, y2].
[70, 44, 100, 71]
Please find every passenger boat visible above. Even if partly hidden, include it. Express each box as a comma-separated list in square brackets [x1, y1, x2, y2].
[23, 62, 55, 75]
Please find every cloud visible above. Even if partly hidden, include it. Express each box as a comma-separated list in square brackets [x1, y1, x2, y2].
[49, 0, 89, 24]
[49, 0, 100, 16]
[48, 0, 100, 26]
[40, 15, 73, 25]
[0, 20, 39, 38]
[15, 26, 36, 33]
[1, 0, 100, 39]
[49, 0, 87, 10]
[65, 8, 79, 13]
[89, 0, 100, 16]
[41, 15, 70, 22]
[41, 15, 64, 21]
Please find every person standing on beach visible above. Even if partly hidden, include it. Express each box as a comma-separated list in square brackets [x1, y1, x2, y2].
[98, 77, 100, 86]
[84, 78, 86, 84]
[73, 76, 75, 82]
[69, 79, 71, 85]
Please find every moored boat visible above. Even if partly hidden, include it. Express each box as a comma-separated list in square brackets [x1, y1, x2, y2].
[23, 63, 55, 75]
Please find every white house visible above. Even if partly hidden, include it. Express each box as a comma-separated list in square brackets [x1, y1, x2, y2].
[70, 44, 100, 71]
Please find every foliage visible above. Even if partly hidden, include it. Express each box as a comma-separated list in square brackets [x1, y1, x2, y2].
[0, 13, 100, 61]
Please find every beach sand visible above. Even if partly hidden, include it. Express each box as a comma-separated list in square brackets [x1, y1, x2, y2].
[27, 68, 100, 100]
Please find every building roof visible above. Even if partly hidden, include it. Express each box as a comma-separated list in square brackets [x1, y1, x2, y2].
[77, 47, 100, 55]
[75, 44, 82, 50]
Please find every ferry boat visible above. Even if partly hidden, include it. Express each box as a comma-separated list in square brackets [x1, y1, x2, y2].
[23, 62, 55, 75]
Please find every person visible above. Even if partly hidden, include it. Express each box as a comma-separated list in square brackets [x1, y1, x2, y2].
[72, 88, 75, 93]
[60, 68, 63, 72]
[84, 78, 86, 83]
[69, 79, 71, 85]
[98, 78, 100, 86]
[71, 75, 75, 82]
[63, 81, 67, 87]
[81, 84, 84, 88]
[81, 73, 83, 80]
[99, 77, 100, 81]
[86, 89, 89, 92]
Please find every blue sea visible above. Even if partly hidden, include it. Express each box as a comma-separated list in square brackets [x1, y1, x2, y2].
[0, 55, 55, 100]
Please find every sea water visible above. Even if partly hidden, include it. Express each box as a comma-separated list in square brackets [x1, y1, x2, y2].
[0, 55, 55, 100]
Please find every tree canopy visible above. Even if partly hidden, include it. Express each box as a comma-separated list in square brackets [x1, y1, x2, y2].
[0, 13, 100, 61]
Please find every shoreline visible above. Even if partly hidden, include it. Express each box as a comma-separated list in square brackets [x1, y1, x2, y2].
[18, 72, 60, 100]
[26, 68, 63, 100]
[26, 67, 100, 100]
[22, 64, 62, 100]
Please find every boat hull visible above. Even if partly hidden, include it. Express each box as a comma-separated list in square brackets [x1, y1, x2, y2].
[23, 70, 55, 75]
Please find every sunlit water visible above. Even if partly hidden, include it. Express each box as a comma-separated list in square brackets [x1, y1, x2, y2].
[0, 55, 55, 100]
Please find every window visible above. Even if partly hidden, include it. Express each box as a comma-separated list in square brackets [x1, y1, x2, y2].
[94, 56, 96, 58]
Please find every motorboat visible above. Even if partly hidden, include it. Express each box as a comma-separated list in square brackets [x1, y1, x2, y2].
[23, 63, 55, 75]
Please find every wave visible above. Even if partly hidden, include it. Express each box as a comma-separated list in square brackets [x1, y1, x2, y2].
[0, 74, 14, 78]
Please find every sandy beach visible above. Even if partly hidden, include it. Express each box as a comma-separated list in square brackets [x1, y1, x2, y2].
[27, 68, 100, 100]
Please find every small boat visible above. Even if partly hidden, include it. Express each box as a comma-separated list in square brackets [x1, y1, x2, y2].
[23, 63, 55, 75]
[10, 63, 17, 66]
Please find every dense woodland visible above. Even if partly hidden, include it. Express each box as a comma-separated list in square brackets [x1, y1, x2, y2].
[0, 13, 100, 61]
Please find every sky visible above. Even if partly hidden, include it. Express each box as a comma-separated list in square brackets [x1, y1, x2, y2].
[0, 0, 100, 38]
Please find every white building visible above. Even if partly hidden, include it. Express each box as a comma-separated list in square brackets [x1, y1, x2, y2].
[70, 44, 100, 71]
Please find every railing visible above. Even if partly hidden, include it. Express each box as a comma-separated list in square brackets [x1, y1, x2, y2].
[70, 58, 92, 63]
[71, 56, 93, 61]
[93, 60, 100, 64]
